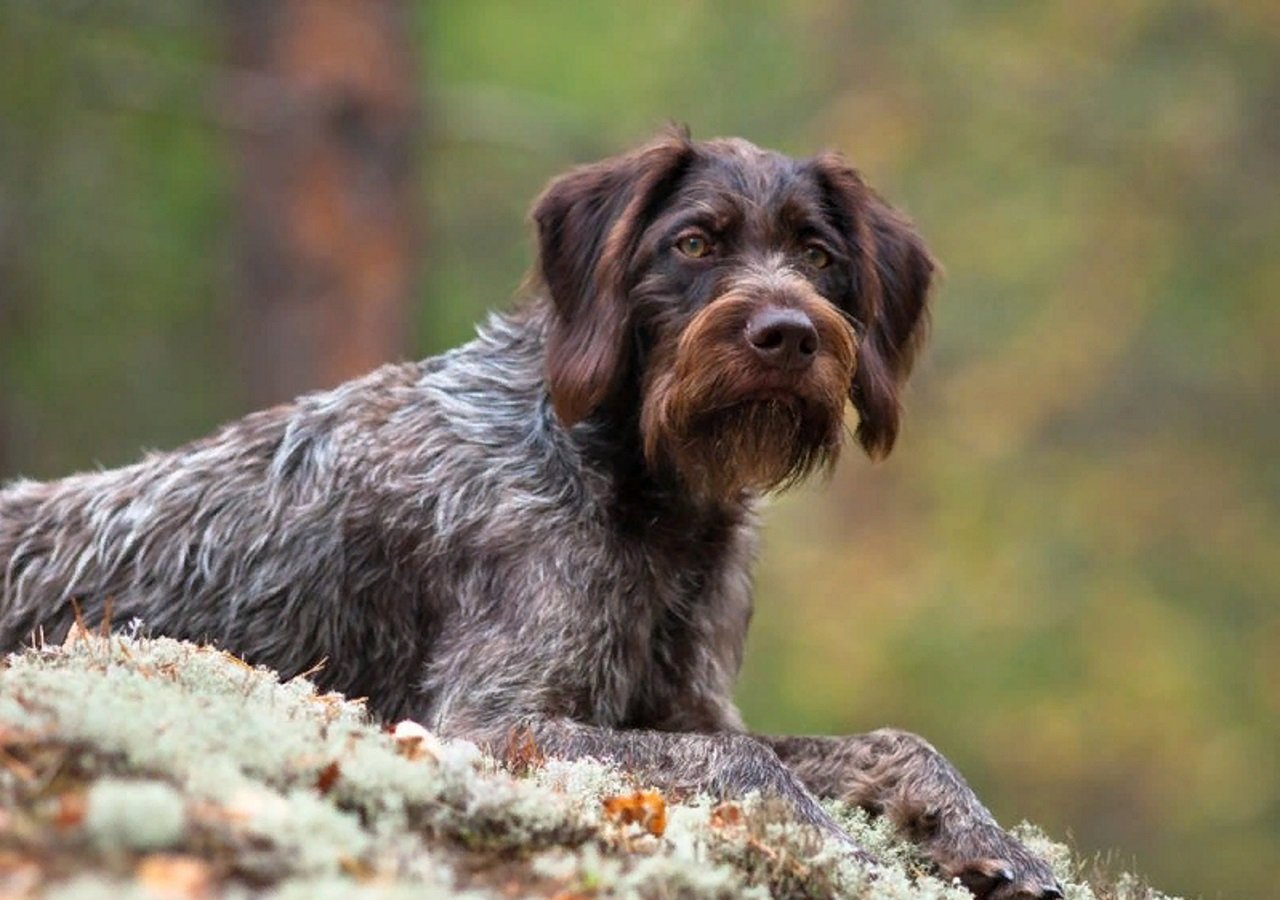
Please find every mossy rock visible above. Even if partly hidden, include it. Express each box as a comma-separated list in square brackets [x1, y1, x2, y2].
[0, 631, 1176, 899]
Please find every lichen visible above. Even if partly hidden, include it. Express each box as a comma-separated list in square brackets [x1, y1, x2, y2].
[83, 779, 187, 853]
[0, 633, 1179, 898]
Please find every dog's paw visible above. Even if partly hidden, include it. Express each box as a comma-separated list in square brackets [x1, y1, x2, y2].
[933, 823, 1064, 899]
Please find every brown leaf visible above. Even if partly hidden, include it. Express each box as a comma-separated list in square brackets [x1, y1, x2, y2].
[315, 760, 341, 795]
[602, 790, 667, 837]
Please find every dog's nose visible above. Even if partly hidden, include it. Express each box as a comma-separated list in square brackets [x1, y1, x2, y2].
[745, 307, 819, 371]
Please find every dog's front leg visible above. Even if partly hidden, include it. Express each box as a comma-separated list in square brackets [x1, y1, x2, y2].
[508, 718, 874, 862]
[761, 731, 1064, 899]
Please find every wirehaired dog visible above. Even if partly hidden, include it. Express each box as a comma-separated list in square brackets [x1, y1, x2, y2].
[0, 133, 1062, 898]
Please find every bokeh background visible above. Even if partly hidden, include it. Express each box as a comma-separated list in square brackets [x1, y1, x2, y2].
[2, 3, 1277, 896]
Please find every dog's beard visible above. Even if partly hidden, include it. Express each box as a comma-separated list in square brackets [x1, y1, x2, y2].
[656, 396, 844, 499]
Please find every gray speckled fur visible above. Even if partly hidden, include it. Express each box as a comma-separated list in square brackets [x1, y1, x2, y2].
[0, 306, 749, 735]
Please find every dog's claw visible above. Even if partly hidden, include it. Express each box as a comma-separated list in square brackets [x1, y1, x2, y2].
[955, 865, 1067, 900]
[936, 826, 1063, 899]
[955, 859, 1020, 897]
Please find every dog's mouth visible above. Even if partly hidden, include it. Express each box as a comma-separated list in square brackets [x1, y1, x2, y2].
[700, 385, 843, 430]
[671, 395, 844, 497]
[730, 368, 838, 404]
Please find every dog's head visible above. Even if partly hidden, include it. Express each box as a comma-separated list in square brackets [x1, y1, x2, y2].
[532, 130, 934, 498]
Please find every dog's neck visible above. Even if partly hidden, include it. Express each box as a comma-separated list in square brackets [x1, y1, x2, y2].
[479, 299, 755, 537]
[581, 402, 753, 541]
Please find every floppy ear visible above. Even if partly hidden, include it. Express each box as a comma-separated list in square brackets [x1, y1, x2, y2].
[811, 153, 935, 459]
[532, 134, 693, 427]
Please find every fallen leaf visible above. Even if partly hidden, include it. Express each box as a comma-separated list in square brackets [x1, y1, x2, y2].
[602, 790, 667, 837]
[315, 760, 341, 795]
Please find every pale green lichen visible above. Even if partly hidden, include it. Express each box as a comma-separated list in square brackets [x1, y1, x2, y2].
[83, 778, 187, 853]
[0, 634, 1179, 899]
[44, 878, 162, 900]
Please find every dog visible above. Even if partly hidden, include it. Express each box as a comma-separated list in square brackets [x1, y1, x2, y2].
[0, 132, 1061, 898]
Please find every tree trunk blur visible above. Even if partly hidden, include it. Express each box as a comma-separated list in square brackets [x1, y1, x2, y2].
[226, 0, 418, 408]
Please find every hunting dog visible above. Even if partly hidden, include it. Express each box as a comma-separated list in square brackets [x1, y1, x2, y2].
[0, 133, 1061, 898]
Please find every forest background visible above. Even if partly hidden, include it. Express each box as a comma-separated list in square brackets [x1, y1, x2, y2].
[1, 4, 1276, 897]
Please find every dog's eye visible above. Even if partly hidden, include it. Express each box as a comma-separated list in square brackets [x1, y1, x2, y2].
[675, 234, 713, 259]
[803, 245, 831, 269]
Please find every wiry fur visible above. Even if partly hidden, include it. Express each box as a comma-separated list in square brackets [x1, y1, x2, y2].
[0, 133, 1061, 899]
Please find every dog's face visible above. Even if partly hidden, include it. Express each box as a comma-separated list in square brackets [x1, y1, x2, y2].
[533, 132, 934, 498]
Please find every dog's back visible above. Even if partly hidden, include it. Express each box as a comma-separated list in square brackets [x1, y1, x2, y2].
[0, 376, 370, 665]
[0, 321, 533, 716]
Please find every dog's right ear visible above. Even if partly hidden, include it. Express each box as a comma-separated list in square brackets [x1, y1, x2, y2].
[533, 133, 693, 427]
[808, 152, 935, 460]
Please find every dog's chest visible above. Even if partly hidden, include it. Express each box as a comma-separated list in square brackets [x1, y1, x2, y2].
[561, 511, 753, 728]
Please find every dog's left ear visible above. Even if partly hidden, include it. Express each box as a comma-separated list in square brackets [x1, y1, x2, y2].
[810, 153, 936, 459]
[533, 134, 694, 427]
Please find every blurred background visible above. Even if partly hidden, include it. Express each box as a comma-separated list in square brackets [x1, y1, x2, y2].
[1, 2, 1276, 896]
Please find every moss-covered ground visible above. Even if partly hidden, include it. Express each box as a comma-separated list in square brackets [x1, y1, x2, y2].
[0, 629, 1177, 899]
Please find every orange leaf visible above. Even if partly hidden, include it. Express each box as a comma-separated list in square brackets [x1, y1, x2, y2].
[602, 790, 667, 837]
